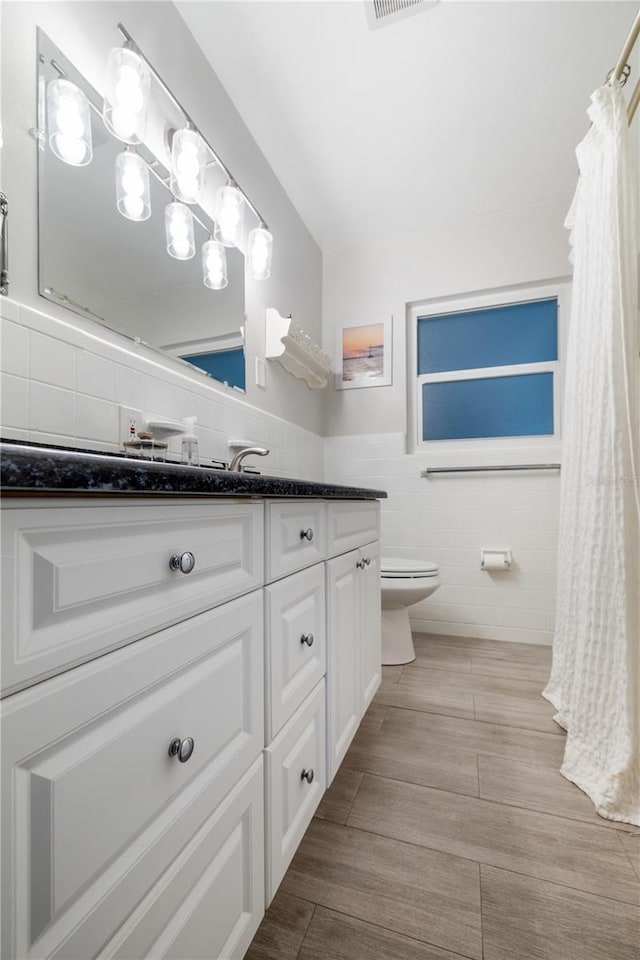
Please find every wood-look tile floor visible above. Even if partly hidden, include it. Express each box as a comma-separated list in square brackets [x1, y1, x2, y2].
[247, 633, 640, 960]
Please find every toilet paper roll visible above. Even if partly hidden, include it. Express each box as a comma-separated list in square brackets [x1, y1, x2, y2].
[481, 550, 512, 571]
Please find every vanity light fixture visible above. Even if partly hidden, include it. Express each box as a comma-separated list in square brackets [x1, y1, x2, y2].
[103, 46, 150, 145]
[247, 226, 273, 280]
[46, 78, 93, 166]
[214, 184, 245, 248]
[202, 238, 228, 290]
[170, 127, 206, 204]
[115, 149, 151, 221]
[165, 201, 195, 260]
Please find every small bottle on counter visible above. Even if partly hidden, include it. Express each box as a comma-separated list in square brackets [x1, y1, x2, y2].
[181, 417, 199, 466]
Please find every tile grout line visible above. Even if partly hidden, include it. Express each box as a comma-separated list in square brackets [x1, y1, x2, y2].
[382, 702, 566, 741]
[375, 694, 566, 738]
[342, 801, 640, 907]
[357, 769, 640, 845]
[616, 831, 640, 881]
[293, 902, 317, 960]
[283, 895, 478, 960]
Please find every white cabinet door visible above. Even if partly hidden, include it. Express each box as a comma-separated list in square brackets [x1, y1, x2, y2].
[0, 591, 263, 960]
[97, 758, 265, 960]
[265, 564, 326, 741]
[265, 501, 326, 582]
[1, 499, 263, 695]
[265, 682, 326, 905]
[325, 550, 361, 783]
[359, 543, 381, 714]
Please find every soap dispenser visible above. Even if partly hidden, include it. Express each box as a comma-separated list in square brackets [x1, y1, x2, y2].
[181, 417, 199, 466]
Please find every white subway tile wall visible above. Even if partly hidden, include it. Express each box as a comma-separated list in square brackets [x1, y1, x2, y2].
[0, 299, 324, 480]
[325, 433, 558, 645]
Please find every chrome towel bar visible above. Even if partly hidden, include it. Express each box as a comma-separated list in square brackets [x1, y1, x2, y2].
[421, 463, 561, 476]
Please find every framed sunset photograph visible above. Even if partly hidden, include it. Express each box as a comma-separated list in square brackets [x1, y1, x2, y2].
[336, 316, 392, 389]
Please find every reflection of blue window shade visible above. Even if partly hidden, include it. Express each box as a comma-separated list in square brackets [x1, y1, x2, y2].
[422, 373, 554, 440]
[418, 299, 557, 374]
[182, 348, 245, 391]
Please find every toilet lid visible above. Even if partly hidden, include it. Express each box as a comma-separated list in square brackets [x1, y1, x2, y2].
[381, 557, 439, 578]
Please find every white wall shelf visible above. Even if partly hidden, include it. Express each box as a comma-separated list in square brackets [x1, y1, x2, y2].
[265, 308, 331, 390]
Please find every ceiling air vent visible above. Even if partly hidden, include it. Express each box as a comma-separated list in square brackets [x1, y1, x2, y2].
[365, 0, 438, 29]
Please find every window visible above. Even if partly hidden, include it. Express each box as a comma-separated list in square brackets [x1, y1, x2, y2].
[409, 285, 567, 455]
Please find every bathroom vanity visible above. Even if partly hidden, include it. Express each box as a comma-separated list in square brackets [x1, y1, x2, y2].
[0, 442, 385, 960]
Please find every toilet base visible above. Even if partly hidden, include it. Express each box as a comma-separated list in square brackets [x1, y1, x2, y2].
[381, 607, 416, 665]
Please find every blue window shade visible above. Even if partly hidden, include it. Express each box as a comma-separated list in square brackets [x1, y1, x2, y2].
[182, 348, 246, 391]
[417, 299, 557, 374]
[422, 373, 554, 441]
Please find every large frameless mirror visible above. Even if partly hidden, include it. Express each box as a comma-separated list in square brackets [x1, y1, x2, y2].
[37, 29, 249, 392]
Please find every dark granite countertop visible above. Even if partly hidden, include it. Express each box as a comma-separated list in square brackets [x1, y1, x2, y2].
[0, 440, 387, 500]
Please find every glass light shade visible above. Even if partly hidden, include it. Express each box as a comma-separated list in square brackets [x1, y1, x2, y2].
[103, 47, 150, 145]
[202, 239, 228, 290]
[46, 78, 93, 166]
[247, 227, 273, 280]
[170, 128, 206, 204]
[165, 202, 195, 260]
[115, 151, 151, 221]
[214, 185, 244, 248]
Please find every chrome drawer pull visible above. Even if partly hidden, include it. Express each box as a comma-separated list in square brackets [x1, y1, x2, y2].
[169, 551, 196, 574]
[300, 768, 314, 784]
[356, 559, 365, 570]
[168, 737, 195, 763]
[363, 556, 371, 566]
[300, 528, 314, 542]
[300, 633, 314, 647]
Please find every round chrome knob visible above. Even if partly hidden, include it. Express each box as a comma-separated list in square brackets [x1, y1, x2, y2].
[363, 557, 371, 566]
[300, 528, 314, 542]
[300, 633, 314, 647]
[169, 551, 196, 574]
[168, 737, 195, 763]
[356, 559, 365, 570]
[300, 768, 314, 784]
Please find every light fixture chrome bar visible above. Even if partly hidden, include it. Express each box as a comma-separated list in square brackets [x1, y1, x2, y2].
[0, 192, 8, 296]
[421, 463, 561, 476]
[116, 22, 268, 230]
[144, 160, 210, 236]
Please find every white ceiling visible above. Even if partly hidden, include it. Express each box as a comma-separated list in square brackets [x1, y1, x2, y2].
[177, 1, 638, 253]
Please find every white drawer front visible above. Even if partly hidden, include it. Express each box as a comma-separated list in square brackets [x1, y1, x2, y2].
[265, 501, 326, 582]
[326, 501, 380, 557]
[0, 591, 263, 960]
[266, 564, 326, 741]
[1, 499, 263, 694]
[265, 681, 326, 904]
[97, 758, 264, 960]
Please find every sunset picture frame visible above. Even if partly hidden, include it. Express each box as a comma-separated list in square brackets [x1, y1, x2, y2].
[335, 316, 393, 389]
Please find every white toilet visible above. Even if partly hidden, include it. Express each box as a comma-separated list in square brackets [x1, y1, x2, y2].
[380, 557, 440, 665]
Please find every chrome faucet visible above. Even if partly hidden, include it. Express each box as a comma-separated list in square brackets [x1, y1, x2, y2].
[228, 446, 270, 473]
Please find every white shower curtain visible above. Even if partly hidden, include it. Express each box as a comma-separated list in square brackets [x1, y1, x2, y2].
[544, 81, 640, 826]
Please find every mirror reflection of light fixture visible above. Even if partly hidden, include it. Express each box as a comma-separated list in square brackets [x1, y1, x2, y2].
[115, 149, 151, 221]
[46, 78, 93, 166]
[103, 46, 150, 145]
[247, 226, 273, 280]
[170, 127, 206, 204]
[165, 201, 195, 260]
[202, 238, 228, 290]
[214, 184, 244, 248]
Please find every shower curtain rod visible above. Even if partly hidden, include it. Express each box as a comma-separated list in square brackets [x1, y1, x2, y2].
[611, 9, 640, 124]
